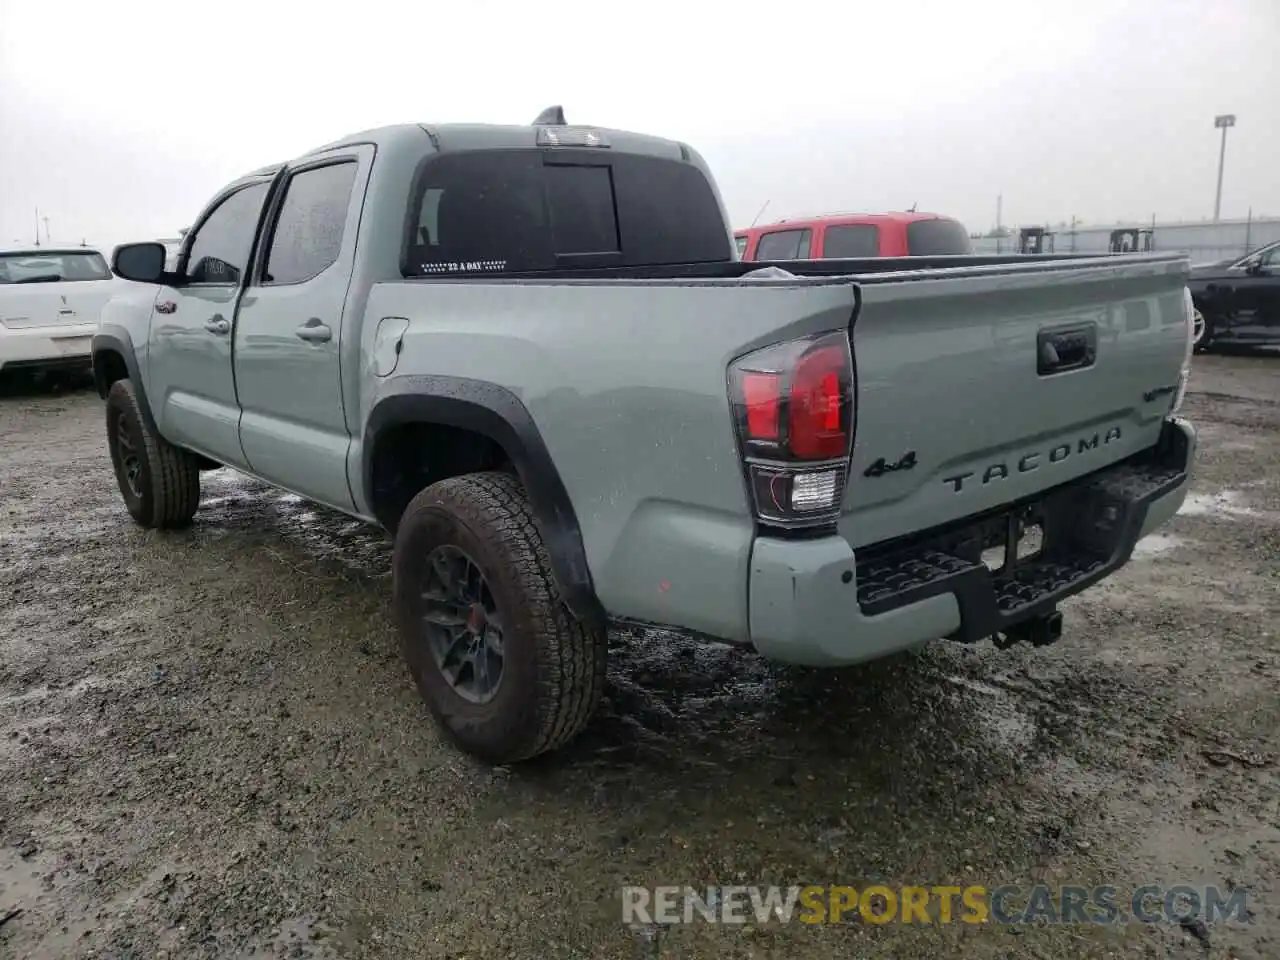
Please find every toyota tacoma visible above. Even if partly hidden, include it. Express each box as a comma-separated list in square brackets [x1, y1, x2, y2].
[94, 107, 1198, 764]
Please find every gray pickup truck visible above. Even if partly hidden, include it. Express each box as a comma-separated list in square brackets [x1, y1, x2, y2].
[95, 107, 1197, 764]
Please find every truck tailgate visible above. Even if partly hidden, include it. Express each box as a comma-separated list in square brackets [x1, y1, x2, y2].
[840, 253, 1191, 548]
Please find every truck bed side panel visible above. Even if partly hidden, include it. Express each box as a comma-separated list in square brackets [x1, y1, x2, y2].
[358, 278, 856, 641]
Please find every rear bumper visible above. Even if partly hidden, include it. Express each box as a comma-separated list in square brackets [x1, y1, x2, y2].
[0, 323, 95, 373]
[747, 417, 1196, 666]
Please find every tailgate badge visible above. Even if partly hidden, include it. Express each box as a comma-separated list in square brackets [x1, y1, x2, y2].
[864, 451, 917, 478]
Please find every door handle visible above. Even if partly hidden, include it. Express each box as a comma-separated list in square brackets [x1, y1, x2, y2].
[1037, 323, 1097, 375]
[204, 315, 230, 335]
[295, 318, 332, 344]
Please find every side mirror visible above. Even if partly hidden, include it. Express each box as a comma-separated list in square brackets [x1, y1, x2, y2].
[112, 242, 169, 284]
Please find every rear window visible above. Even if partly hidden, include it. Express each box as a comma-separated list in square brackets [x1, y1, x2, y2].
[754, 229, 811, 260]
[403, 150, 731, 276]
[0, 251, 111, 284]
[821, 225, 880, 258]
[905, 218, 974, 256]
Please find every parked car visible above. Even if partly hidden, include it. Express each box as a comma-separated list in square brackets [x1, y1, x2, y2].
[735, 212, 975, 260]
[96, 109, 1196, 765]
[1187, 239, 1280, 351]
[0, 247, 117, 380]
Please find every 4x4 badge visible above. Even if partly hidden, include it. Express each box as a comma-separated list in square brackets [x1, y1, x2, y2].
[864, 451, 917, 478]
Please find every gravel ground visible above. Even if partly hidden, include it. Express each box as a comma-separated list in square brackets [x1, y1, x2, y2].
[1, 354, 1277, 959]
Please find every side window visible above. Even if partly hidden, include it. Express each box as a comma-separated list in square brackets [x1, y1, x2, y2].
[754, 229, 811, 260]
[822, 225, 880, 259]
[734, 235, 749, 258]
[262, 162, 359, 285]
[1258, 243, 1280, 269]
[184, 182, 270, 285]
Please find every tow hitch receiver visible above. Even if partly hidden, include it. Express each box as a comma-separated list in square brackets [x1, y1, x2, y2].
[994, 609, 1063, 650]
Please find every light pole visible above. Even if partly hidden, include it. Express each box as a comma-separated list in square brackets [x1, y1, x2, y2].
[1213, 114, 1236, 221]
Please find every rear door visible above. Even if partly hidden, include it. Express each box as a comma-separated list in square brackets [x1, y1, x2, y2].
[819, 224, 881, 259]
[147, 179, 272, 468]
[1233, 243, 1280, 328]
[233, 147, 371, 512]
[838, 254, 1191, 548]
[754, 228, 812, 260]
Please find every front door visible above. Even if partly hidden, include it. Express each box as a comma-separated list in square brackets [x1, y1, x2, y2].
[146, 179, 272, 467]
[232, 148, 371, 512]
[1251, 244, 1280, 327]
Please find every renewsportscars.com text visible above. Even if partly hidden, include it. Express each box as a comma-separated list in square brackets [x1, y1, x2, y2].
[621, 884, 1252, 926]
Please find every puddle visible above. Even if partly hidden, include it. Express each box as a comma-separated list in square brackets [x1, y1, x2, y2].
[1178, 490, 1258, 519]
[1131, 533, 1186, 557]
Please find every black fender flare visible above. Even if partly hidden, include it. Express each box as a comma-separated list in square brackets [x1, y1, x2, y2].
[92, 328, 161, 437]
[363, 375, 605, 628]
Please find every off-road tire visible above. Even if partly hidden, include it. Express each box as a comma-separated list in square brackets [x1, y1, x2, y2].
[105, 379, 202, 529]
[392, 471, 607, 764]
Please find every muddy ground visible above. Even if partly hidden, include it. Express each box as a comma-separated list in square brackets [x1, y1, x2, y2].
[1, 354, 1277, 960]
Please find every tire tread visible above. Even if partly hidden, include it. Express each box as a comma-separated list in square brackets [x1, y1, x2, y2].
[106, 379, 201, 529]
[395, 471, 605, 762]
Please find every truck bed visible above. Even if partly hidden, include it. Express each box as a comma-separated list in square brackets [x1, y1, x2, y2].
[362, 251, 1191, 643]
[431, 251, 1125, 283]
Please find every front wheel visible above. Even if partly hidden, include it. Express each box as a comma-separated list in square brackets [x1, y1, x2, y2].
[392, 471, 607, 765]
[105, 379, 202, 529]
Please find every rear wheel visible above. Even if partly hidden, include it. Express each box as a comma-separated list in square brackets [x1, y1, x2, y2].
[1192, 306, 1214, 353]
[392, 472, 606, 764]
[105, 379, 202, 529]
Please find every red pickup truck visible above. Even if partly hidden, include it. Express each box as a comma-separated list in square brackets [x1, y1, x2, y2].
[735, 211, 974, 260]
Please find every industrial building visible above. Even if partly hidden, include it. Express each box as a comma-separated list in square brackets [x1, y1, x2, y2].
[972, 215, 1280, 265]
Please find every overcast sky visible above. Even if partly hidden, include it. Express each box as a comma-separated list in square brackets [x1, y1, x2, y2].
[1, 0, 1276, 252]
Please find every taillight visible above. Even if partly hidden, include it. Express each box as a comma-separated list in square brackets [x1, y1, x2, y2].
[728, 331, 855, 529]
[1172, 287, 1195, 415]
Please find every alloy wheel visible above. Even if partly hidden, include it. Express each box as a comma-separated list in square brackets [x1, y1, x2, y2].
[115, 412, 144, 499]
[419, 545, 505, 704]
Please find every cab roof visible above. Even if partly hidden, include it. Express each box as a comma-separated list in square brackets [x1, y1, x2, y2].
[232, 111, 696, 186]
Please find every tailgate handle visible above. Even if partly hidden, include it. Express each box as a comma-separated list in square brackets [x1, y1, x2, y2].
[1037, 324, 1097, 375]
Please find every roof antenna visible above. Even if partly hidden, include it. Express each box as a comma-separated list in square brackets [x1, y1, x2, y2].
[532, 105, 566, 125]
[908, 201, 918, 213]
[749, 199, 771, 227]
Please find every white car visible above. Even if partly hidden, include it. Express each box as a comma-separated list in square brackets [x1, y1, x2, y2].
[0, 247, 119, 379]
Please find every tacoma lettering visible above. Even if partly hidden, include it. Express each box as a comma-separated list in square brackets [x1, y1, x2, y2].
[944, 427, 1122, 492]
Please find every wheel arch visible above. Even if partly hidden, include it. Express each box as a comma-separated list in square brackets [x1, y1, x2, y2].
[364, 375, 605, 628]
[93, 330, 222, 471]
[92, 329, 159, 434]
